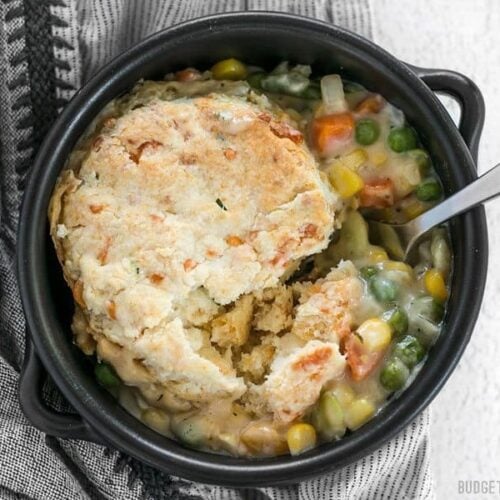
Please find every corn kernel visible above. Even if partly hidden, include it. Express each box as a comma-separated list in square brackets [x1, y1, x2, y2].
[369, 147, 388, 166]
[211, 58, 247, 80]
[142, 408, 170, 434]
[367, 245, 389, 263]
[328, 162, 364, 198]
[344, 399, 376, 430]
[382, 261, 413, 275]
[241, 421, 288, 455]
[382, 261, 414, 283]
[357, 318, 392, 352]
[424, 268, 448, 303]
[403, 199, 426, 220]
[331, 383, 356, 408]
[340, 149, 368, 170]
[287, 423, 317, 455]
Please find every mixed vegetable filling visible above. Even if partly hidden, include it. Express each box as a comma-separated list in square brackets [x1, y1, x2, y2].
[92, 58, 451, 457]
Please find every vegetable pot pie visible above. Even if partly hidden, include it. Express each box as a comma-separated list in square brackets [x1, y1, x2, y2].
[50, 60, 452, 457]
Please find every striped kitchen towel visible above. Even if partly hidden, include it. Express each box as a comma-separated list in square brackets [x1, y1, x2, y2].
[0, 1, 434, 498]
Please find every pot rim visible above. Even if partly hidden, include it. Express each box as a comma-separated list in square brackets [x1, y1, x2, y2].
[17, 11, 488, 486]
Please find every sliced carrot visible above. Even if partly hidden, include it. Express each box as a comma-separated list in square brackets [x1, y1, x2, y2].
[183, 259, 198, 271]
[223, 148, 237, 160]
[106, 300, 117, 320]
[311, 112, 354, 154]
[97, 237, 111, 265]
[89, 203, 105, 214]
[225, 235, 244, 246]
[344, 334, 383, 382]
[269, 121, 303, 144]
[72, 280, 85, 308]
[103, 117, 116, 129]
[300, 223, 318, 239]
[92, 136, 103, 152]
[356, 94, 384, 114]
[359, 179, 395, 208]
[149, 273, 165, 285]
[175, 68, 201, 82]
[205, 248, 219, 258]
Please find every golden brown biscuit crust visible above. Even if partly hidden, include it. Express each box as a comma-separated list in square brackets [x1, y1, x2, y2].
[50, 81, 352, 420]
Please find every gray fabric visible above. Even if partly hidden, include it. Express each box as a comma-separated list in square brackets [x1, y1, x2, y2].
[0, 0, 434, 498]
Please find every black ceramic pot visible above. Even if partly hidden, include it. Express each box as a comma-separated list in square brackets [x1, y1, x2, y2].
[17, 12, 488, 487]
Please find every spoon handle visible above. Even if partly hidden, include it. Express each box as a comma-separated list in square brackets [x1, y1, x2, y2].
[414, 163, 500, 233]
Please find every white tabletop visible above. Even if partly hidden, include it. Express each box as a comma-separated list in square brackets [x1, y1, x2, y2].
[372, 0, 500, 497]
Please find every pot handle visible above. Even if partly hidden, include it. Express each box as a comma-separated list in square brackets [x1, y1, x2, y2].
[408, 65, 485, 163]
[19, 338, 101, 443]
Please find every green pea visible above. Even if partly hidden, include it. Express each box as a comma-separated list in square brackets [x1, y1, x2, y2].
[360, 265, 379, 280]
[380, 357, 410, 392]
[369, 276, 399, 303]
[393, 335, 426, 369]
[247, 71, 266, 89]
[386, 307, 409, 336]
[408, 149, 431, 175]
[416, 178, 442, 201]
[94, 362, 120, 389]
[388, 126, 418, 152]
[355, 119, 380, 145]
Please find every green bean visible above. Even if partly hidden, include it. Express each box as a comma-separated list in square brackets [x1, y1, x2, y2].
[412, 316, 440, 348]
[326, 210, 371, 265]
[410, 296, 444, 323]
[370, 222, 404, 261]
[388, 126, 418, 152]
[94, 362, 120, 389]
[408, 296, 443, 347]
[311, 392, 345, 439]
[431, 228, 451, 276]
[321, 393, 344, 427]
[380, 357, 410, 392]
[393, 335, 426, 368]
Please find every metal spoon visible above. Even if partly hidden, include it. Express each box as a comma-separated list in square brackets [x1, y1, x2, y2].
[368, 163, 500, 262]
